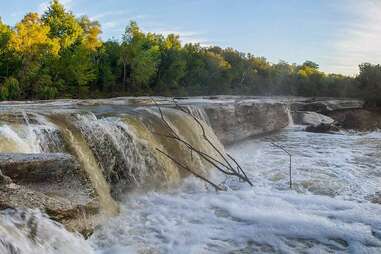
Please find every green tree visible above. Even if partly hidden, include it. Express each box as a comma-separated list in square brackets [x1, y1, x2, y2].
[155, 34, 187, 95]
[120, 22, 161, 93]
[42, 0, 83, 49]
[0, 77, 21, 100]
[357, 63, 381, 106]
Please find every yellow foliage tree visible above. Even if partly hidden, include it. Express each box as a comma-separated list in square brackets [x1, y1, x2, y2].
[9, 12, 60, 58]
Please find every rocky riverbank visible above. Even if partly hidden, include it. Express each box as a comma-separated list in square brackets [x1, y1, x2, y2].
[0, 96, 378, 236]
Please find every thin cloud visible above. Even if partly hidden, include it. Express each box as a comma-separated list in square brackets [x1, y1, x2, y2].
[327, 0, 381, 75]
[38, 0, 73, 14]
[90, 10, 129, 21]
[140, 22, 214, 46]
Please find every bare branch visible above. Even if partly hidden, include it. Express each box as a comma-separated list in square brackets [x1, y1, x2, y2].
[156, 148, 224, 191]
[268, 140, 292, 189]
[149, 97, 253, 189]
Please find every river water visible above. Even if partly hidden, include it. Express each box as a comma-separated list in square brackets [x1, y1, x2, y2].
[0, 98, 380, 253]
[88, 127, 381, 254]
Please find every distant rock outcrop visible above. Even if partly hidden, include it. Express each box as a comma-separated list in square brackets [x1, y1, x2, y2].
[328, 109, 381, 131]
[292, 99, 364, 113]
[292, 111, 335, 126]
[204, 101, 290, 145]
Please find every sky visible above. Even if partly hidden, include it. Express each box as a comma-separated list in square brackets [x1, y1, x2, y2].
[0, 0, 380, 76]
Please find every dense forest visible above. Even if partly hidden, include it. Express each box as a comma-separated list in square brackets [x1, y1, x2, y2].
[0, 0, 380, 105]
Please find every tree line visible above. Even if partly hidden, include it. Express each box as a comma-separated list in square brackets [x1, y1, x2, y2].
[0, 0, 380, 106]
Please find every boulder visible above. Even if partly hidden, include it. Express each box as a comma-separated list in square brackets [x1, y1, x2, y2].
[292, 111, 335, 126]
[0, 153, 79, 183]
[0, 153, 101, 236]
[0, 183, 99, 237]
[328, 109, 381, 131]
[305, 123, 340, 134]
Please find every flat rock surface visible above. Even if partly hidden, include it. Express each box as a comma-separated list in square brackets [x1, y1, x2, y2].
[292, 99, 364, 113]
[0, 153, 79, 183]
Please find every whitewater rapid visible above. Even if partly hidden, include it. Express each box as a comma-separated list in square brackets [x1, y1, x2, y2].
[88, 128, 381, 254]
[0, 97, 380, 253]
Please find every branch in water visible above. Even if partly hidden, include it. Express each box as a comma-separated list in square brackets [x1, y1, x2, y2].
[269, 141, 293, 189]
[150, 97, 253, 189]
[156, 148, 224, 191]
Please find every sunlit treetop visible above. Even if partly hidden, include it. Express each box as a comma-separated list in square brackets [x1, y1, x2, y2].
[9, 12, 60, 57]
[78, 16, 102, 51]
[42, 0, 84, 49]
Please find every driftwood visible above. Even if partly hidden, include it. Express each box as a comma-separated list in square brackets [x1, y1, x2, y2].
[268, 141, 293, 189]
[151, 98, 253, 191]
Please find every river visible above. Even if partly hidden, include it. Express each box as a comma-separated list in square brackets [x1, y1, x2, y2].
[0, 98, 380, 253]
[89, 127, 381, 253]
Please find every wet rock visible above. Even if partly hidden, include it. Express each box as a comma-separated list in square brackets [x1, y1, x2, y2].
[305, 123, 341, 134]
[0, 153, 102, 235]
[292, 99, 364, 113]
[204, 101, 289, 145]
[0, 153, 79, 183]
[328, 109, 381, 131]
[0, 170, 12, 186]
[292, 111, 335, 126]
[0, 184, 99, 236]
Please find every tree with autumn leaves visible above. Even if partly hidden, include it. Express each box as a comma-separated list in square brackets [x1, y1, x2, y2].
[0, 0, 380, 105]
[0, 0, 101, 99]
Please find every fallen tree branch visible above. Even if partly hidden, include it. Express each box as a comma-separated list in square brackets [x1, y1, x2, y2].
[150, 97, 253, 189]
[156, 148, 224, 191]
[269, 141, 293, 189]
[172, 99, 253, 186]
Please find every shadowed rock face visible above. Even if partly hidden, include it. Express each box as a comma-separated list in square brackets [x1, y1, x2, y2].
[0, 153, 99, 236]
[204, 102, 290, 145]
[305, 123, 341, 134]
[292, 99, 364, 113]
[328, 109, 381, 131]
[0, 153, 79, 183]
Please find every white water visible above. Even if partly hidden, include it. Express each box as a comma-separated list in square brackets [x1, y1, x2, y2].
[0, 209, 94, 254]
[286, 106, 294, 127]
[1, 107, 380, 253]
[0, 114, 63, 153]
[90, 128, 381, 254]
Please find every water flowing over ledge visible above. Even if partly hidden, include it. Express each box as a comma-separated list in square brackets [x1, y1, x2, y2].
[0, 96, 380, 253]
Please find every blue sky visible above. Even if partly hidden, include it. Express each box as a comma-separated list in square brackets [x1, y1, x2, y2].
[1, 0, 380, 75]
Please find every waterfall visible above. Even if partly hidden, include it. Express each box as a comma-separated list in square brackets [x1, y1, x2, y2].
[182, 105, 211, 126]
[0, 106, 226, 217]
[0, 100, 236, 241]
[0, 209, 94, 254]
[48, 114, 119, 216]
[0, 113, 63, 153]
[286, 105, 295, 127]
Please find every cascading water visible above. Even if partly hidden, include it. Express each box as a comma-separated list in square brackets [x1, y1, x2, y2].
[286, 105, 295, 127]
[48, 114, 119, 216]
[0, 209, 94, 254]
[0, 113, 64, 153]
[0, 97, 380, 253]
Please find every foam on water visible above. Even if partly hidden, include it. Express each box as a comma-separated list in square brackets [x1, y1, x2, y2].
[0, 209, 94, 254]
[90, 129, 381, 254]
